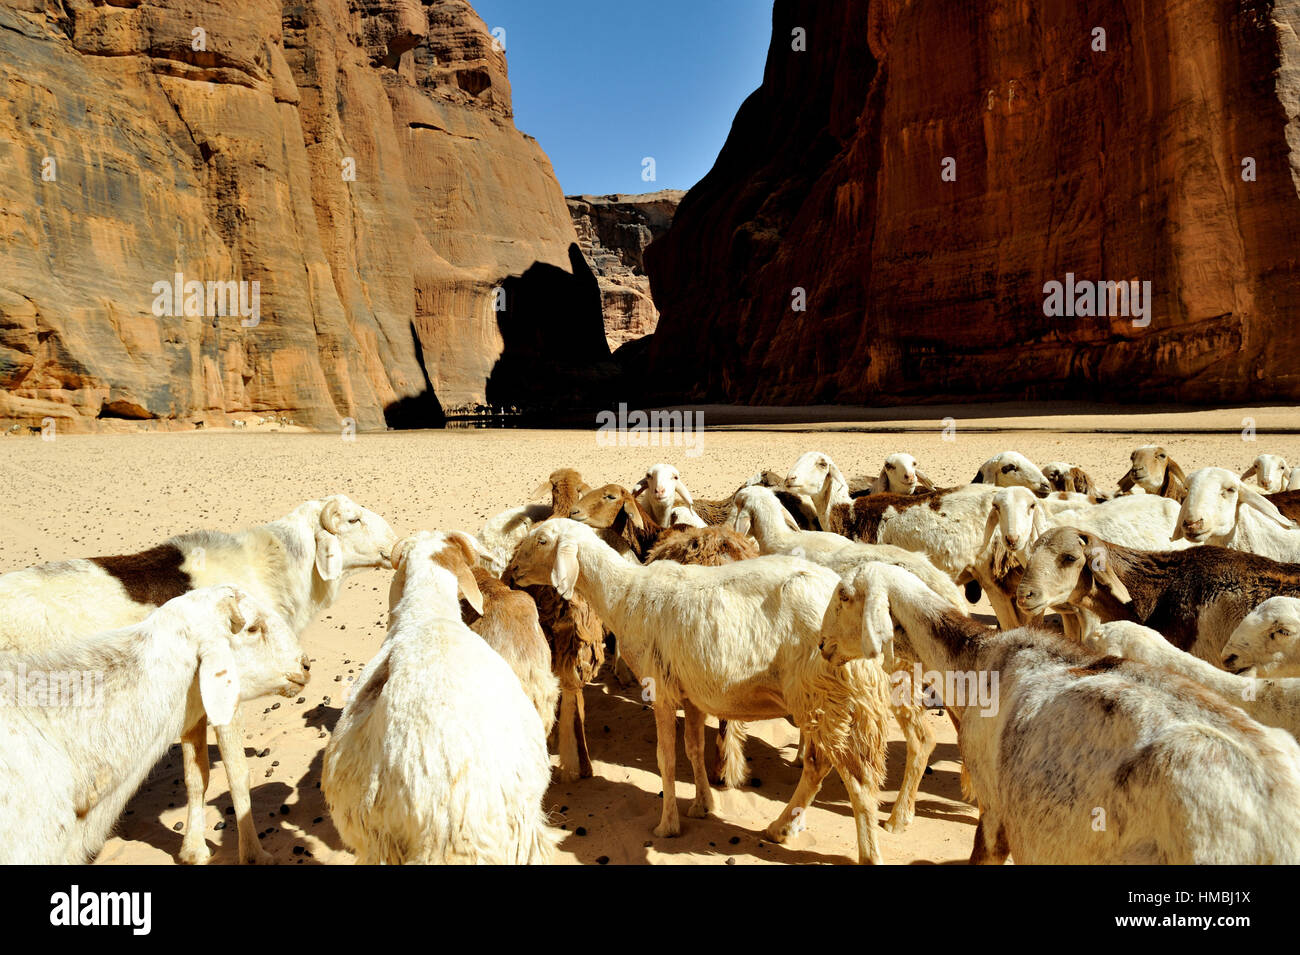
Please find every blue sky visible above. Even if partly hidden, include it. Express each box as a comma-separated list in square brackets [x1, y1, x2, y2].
[470, 0, 773, 196]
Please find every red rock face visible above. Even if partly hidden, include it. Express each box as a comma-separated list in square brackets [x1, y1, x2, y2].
[0, 0, 612, 430]
[644, 0, 1300, 406]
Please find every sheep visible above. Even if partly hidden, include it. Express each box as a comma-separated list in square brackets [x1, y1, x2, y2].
[0, 493, 396, 865]
[462, 567, 560, 736]
[505, 519, 894, 864]
[504, 468, 607, 782]
[745, 470, 820, 528]
[323, 531, 560, 864]
[1082, 620, 1300, 739]
[646, 524, 760, 565]
[1290, 470, 1300, 492]
[1271, 490, 1300, 523]
[1117, 445, 1188, 501]
[729, 483, 970, 829]
[867, 453, 934, 495]
[633, 463, 688, 527]
[1041, 462, 1107, 502]
[1175, 467, 1300, 561]
[1220, 597, 1300, 677]
[1016, 526, 1300, 662]
[1242, 454, 1291, 493]
[819, 562, 1300, 864]
[0, 586, 310, 864]
[970, 451, 1052, 495]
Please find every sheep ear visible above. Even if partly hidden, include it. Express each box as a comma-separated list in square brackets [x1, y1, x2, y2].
[198, 639, 240, 728]
[447, 531, 491, 568]
[456, 563, 484, 616]
[781, 507, 799, 532]
[389, 536, 415, 573]
[861, 574, 895, 664]
[674, 479, 694, 507]
[220, 590, 247, 635]
[530, 480, 552, 500]
[870, 468, 888, 494]
[915, 469, 935, 490]
[320, 498, 345, 535]
[1165, 460, 1188, 496]
[1239, 485, 1297, 529]
[981, 506, 999, 550]
[1030, 505, 1049, 542]
[621, 497, 645, 530]
[1242, 462, 1259, 481]
[1082, 536, 1132, 605]
[971, 469, 986, 484]
[551, 539, 580, 600]
[315, 529, 343, 581]
[632, 477, 648, 497]
[1117, 470, 1135, 493]
[734, 511, 752, 537]
[827, 462, 848, 493]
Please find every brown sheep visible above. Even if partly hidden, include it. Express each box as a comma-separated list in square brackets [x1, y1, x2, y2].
[1117, 446, 1187, 501]
[1267, 491, 1300, 524]
[461, 567, 560, 736]
[504, 468, 606, 782]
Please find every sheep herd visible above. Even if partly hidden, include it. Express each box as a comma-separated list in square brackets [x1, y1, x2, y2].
[3, 444, 1300, 864]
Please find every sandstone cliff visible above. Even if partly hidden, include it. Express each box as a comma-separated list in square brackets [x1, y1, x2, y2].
[567, 191, 683, 351]
[643, 0, 1300, 406]
[0, 0, 614, 431]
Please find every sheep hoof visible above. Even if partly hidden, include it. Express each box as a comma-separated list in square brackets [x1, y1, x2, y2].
[556, 767, 582, 783]
[687, 801, 712, 819]
[763, 822, 791, 844]
[653, 820, 680, 838]
[178, 841, 212, 866]
[881, 813, 912, 834]
[243, 847, 276, 865]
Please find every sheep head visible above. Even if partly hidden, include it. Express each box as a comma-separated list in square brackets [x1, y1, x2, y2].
[1242, 454, 1290, 494]
[988, 486, 1047, 564]
[972, 452, 1051, 496]
[317, 495, 399, 575]
[390, 530, 489, 615]
[1220, 596, 1300, 676]
[504, 519, 596, 601]
[1016, 527, 1131, 617]
[1175, 467, 1296, 543]
[532, 468, 591, 518]
[570, 484, 646, 532]
[817, 564, 900, 668]
[785, 451, 848, 500]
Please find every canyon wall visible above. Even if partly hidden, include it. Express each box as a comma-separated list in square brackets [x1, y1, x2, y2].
[567, 191, 683, 352]
[643, 0, 1300, 406]
[0, 0, 614, 431]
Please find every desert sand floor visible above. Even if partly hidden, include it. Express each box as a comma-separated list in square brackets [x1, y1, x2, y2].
[2, 414, 1296, 865]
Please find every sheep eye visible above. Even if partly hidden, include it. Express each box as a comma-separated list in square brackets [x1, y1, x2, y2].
[1061, 554, 1078, 565]
[349, 517, 361, 524]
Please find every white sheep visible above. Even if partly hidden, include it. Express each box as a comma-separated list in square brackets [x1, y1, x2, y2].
[634, 463, 690, 527]
[505, 519, 894, 864]
[820, 563, 1300, 864]
[1083, 620, 1300, 740]
[0, 586, 309, 864]
[867, 453, 934, 495]
[1175, 467, 1300, 560]
[475, 497, 559, 577]
[0, 494, 396, 865]
[971, 451, 1052, 495]
[1221, 597, 1300, 677]
[1242, 454, 1291, 493]
[323, 531, 560, 865]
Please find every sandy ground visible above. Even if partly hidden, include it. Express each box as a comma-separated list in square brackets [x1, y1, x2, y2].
[2, 414, 1297, 865]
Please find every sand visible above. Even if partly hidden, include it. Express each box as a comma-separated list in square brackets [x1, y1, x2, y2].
[1, 413, 1296, 865]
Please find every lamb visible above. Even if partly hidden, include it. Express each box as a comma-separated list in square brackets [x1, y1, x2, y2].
[1016, 526, 1300, 662]
[505, 519, 894, 864]
[820, 562, 1300, 864]
[867, 453, 934, 495]
[1175, 467, 1300, 562]
[1242, 454, 1291, 493]
[0, 493, 396, 865]
[1082, 620, 1300, 739]
[1117, 445, 1188, 501]
[462, 567, 560, 736]
[0, 586, 310, 864]
[504, 468, 607, 782]
[323, 531, 560, 864]
[970, 451, 1052, 495]
[1220, 597, 1300, 677]
[1042, 462, 1107, 502]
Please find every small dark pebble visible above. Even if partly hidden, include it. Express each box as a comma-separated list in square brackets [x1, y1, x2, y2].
[214, 821, 226, 831]
[924, 766, 934, 776]
[225, 807, 234, 816]
[560, 805, 568, 812]
[172, 822, 183, 832]
[296, 697, 306, 704]
[272, 760, 280, 767]
[313, 816, 323, 824]
[596, 856, 610, 865]
[728, 836, 740, 845]
[279, 805, 290, 815]
[575, 826, 587, 837]
[296, 858, 304, 864]
[725, 858, 736, 866]
[749, 778, 762, 788]
[271, 702, 280, 710]
[333, 675, 342, 682]
[657, 791, 664, 799]
[293, 846, 305, 856]
[264, 769, 273, 778]
[708, 841, 716, 848]
[603, 725, 610, 732]
[258, 748, 270, 758]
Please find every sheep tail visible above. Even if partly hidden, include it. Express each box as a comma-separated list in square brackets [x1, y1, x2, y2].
[714, 719, 750, 789]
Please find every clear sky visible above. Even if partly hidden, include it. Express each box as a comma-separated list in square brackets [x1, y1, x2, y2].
[470, 0, 774, 196]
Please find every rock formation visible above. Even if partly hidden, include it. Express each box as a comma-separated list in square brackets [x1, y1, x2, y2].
[0, 0, 615, 431]
[567, 191, 683, 351]
[643, 0, 1300, 406]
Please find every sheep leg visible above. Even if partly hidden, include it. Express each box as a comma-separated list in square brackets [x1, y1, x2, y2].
[612, 635, 636, 685]
[556, 689, 582, 782]
[838, 765, 883, 865]
[682, 701, 715, 819]
[969, 813, 1011, 865]
[794, 729, 808, 767]
[575, 688, 593, 779]
[884, 682, 936, 833]
[652, 699, 682, 838]
[765, 742, 829, 845]
[214, 712, 274, 865]
[178, 717, 212, 865]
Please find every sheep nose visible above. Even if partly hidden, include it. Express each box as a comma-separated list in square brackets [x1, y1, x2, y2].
[1005, 536, 1020, 548]
[1183, 518, 1203, 532]
[1223, 653, 1238, 667]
